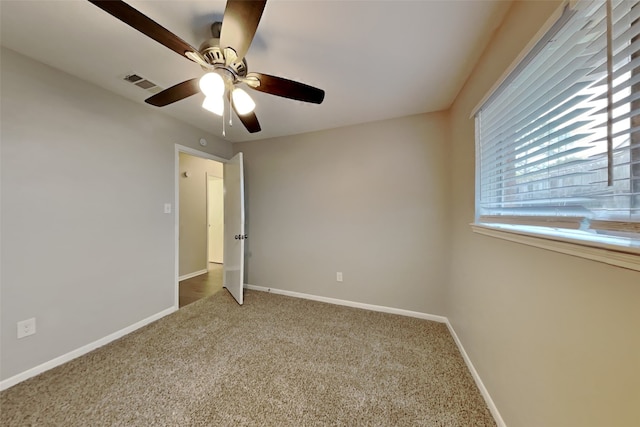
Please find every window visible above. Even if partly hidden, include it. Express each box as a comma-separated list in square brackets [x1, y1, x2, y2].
[475, 0, 640, 253]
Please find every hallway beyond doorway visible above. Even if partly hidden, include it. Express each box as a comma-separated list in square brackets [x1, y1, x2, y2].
[179, 263, 223, 308]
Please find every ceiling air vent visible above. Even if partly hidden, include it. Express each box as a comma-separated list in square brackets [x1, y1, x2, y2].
[123, 74, 143, 83]
[135, 79, 156, 89]
[121, 73, 163, 95]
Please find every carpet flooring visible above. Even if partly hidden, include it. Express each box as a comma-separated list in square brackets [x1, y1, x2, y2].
[0, 290, 495, 426]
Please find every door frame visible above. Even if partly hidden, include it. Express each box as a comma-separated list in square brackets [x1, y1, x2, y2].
[174, 144, 229, 310]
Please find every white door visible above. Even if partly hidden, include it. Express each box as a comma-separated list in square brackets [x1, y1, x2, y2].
[207, 175, 224, 263]
[223, 152, 245, 305]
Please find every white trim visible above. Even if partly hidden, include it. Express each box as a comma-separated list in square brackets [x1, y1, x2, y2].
[178, 269, 208, 281]
[245, 284, 503, 425]
[0, 306, 176, 391]
[174, 144, 229, 310]
[446, 322, 506, 427]
[471, 223, 640, 272]
[175, 144, 228, 163]
[245, 284, 448, 326]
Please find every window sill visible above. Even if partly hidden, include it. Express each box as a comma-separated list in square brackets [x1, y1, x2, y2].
[470, 223, 640, 272]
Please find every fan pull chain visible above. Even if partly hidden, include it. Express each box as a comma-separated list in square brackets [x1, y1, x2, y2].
[222, 99, 226, 137]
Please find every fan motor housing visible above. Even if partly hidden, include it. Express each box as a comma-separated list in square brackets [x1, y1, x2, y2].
[199, 39, 247, 78]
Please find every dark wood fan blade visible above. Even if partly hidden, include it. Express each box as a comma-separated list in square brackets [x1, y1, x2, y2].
[235, 110, 262, 133]
[145, 78, 200, 107]
[230, 100, 261, 133]
[245, 73, 325, 104]
[88, 0, 201, 62]
[219, 0, 267, 63]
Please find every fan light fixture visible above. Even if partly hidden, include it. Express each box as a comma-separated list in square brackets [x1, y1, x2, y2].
[199, 72, 255, 117]
[232, 88, 256, 115]
[91, 1, 326, 135]
[202, 96, 224, 116]
[199, 72, 225, 97]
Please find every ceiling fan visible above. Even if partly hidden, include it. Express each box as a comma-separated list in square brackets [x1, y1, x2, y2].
[88, 0, 325, 134]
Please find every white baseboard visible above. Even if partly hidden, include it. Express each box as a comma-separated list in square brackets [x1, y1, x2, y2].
[445, 322, 506, 427]
[245, 283, 504, 426]
[178, 269, 208, 281]
[245, 284, 448, 323]
[0, 306, 176, 391]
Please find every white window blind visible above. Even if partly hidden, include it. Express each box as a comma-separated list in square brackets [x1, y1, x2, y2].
[476, 0, 640, 248]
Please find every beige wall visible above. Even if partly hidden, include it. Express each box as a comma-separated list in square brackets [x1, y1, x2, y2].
[234, 113, 450, 315]
[4, 4, 640, 422]
[179, 153, 223, 277]
[448, 2, 640, 426]
[0, 47, 232, 381]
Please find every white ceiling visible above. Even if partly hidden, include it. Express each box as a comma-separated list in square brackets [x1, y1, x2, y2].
[0, 0, 511, 143]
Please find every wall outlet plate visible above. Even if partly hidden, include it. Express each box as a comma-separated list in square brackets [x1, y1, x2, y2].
[17, 318, 36, 339]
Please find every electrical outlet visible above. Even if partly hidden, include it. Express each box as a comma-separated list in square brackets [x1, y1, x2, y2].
[17, 318, 36, 339]
[164, 203, 172, 214]
[336, 272, 343, 282]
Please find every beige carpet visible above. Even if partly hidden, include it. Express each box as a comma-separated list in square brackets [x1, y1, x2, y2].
[0, 290, 495, 426]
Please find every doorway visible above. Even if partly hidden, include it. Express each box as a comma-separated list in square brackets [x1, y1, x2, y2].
[175, 146, 227, 308]
[177, 173, 225, 307]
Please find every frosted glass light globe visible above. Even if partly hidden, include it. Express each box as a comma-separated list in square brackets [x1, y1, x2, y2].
[202, 96, 224, 116]
[199, 72, 225, 97]
[232, 88, 256, 115]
